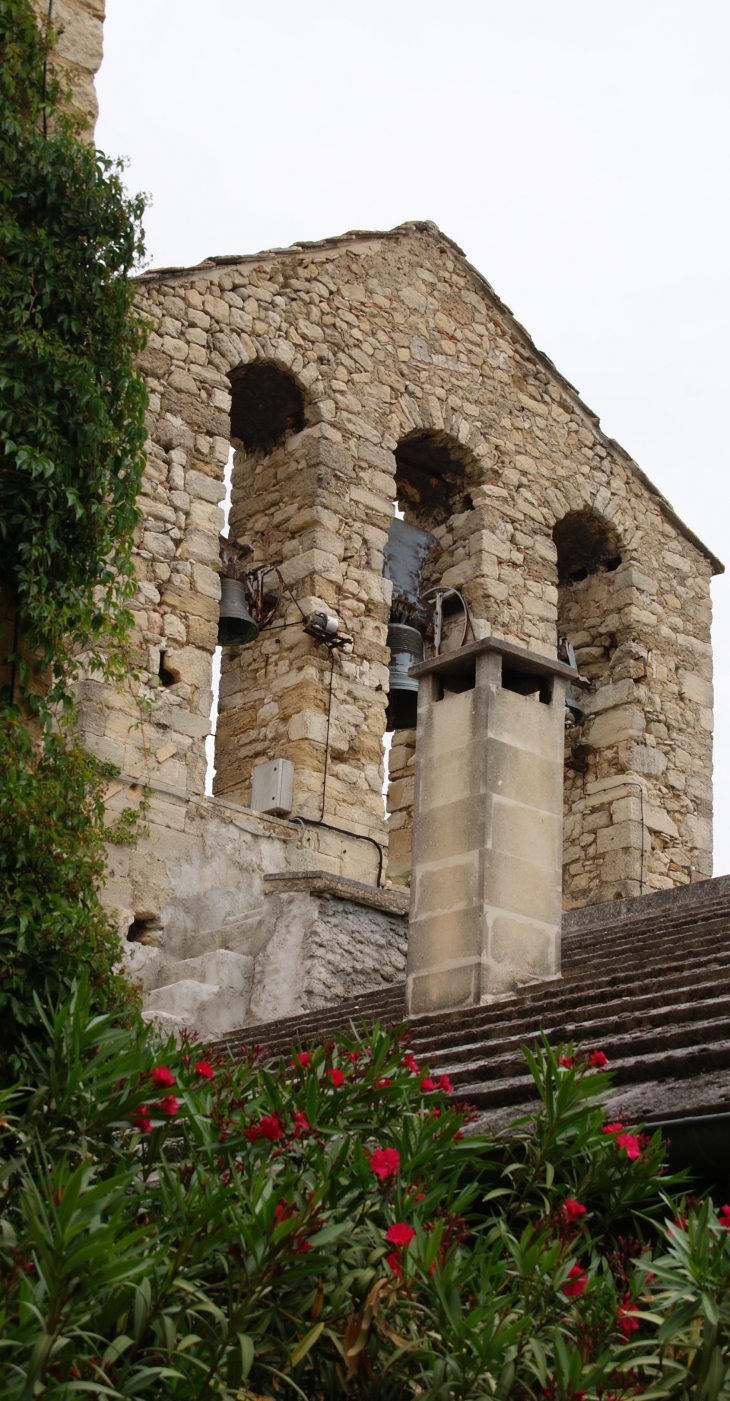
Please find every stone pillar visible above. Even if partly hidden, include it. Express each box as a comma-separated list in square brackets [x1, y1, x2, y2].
[406, 638, 578, 1015]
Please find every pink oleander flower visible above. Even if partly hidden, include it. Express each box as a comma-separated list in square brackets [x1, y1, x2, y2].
[293, 1111, 310, 1136]
[292, 1052, 310, 1070]
[403, 1053, 419, 1073]
[563, 1199, 587, 1223]
[385, 1222, 416, 1246]
[344, 1051, 360, 1064]
[589, 1050, 608, 1069]
[719, 1205, 730, 1229]
[370, 1147, 400, 1180]
[616, 1133, 642, 1161]
[420, 1077, 437, 1092]
[375, 1077, 392, 1088]
[558, 1055, 575, 1069]
[259, 1114, 284, 1141]
[617, 1295, 640, 1339]
[159, 1095, 179, 1117]
[328, 1067, 345, 1087]
[152, 1065, 176, 1089]
[562, 1264, 587, 1297]
[386, 1250, 402, 1277]
[131, 1105, 152, 1134]
[603, 1123, 624, 1134]
[194, 1060, 215, 1080]
[438, 1074, 453, 1092]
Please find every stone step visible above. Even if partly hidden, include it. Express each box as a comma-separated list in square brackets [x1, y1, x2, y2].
[457, 1038, 730, 1111]
[411, 970, 730, 1056]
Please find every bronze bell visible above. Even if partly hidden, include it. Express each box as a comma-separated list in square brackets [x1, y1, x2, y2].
[217, 576, 260, 647]
[386, 623, 424, 731]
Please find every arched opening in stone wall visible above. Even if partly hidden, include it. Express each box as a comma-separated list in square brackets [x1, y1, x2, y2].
[384, 430, 479, 887]
[554, 507, 628, 907]
[229, 362, 305, 452]
[206, 361, 306, 798]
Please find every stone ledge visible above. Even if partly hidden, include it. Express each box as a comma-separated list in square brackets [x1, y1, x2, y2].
[564, 872, 730, 937]
[263, 870, 410, 917]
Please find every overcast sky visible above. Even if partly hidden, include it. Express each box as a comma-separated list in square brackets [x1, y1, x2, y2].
[96, 0, 730, 870]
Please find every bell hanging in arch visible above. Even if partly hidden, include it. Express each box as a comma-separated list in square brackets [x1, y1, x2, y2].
[386, 623, 424, 731]
[217, 576, 260, 647]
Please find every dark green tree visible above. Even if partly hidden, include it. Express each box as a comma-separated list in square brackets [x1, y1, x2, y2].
[0, 0, 147, 713]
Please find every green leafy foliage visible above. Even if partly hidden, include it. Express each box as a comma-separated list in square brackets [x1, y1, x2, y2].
[0, 984, 724, 1400]
[0, 712, 133, 1079]
[0, 0, 147, 712]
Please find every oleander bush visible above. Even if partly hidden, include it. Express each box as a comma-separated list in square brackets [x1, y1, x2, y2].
[2, 983, 730, 1401]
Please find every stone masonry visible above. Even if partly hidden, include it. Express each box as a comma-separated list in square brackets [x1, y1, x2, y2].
[6, 9, 724, 1033]
[80, 219, 721, 956]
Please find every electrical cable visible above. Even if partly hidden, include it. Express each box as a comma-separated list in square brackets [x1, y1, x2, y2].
[42, 0, 53, 139]
[292, 648, 385, 886]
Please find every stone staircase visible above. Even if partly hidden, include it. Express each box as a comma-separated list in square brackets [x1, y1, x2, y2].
[212, 875, 730, 1133]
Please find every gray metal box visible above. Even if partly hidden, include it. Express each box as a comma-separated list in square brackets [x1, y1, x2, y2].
[250, 758, 295, 817]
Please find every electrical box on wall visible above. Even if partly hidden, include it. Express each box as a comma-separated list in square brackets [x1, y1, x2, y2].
[250, 758, 295, 817]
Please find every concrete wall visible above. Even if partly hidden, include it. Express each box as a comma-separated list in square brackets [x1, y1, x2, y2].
[407, 644, 565, 1013]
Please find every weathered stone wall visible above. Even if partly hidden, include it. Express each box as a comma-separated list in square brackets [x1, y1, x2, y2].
[68, 216, 719, 1039]
[35, 0, 105, 137]
[109, 222, 719, 917]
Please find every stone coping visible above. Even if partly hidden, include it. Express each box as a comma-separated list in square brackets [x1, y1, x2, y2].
[263, 870, 410, 917]
[564, 873, 730, 936]
[410, 634, 580, 683]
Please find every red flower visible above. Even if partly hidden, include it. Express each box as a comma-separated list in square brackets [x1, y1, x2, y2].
[603, 1122, 624, 1134]
[563, 1199, 587, 1223]
[246, 1125, 261, 1143]
[616, 1133, 641, 1161]
[344, 1051, 360, 1064]
[370, 1147, 400, 1180]
[131, 1104, 152, 1134]
[420, 1077, 437, 1092]
[438, 1074, 453, 1092]
[562, 1264, 587, 1297]
[558, 1055, 575, 1069]
[259, 1114, 284, 1141]
[328, 1067, 345, 1087]
[194, 1060, 215, 1080]
[293, 1111, 310, 1136]
[386, 1251, 402, 1276]
[617, 1296, 640, 1339]
[292, 1052, 310, 1070]
[403, 1053, 419, 1073]
[375, 1077, 392, 1088]
[159, 1095, 179, 1116]
[385, 1222, 416, 1246]
[719, 1205, 730, 1229]
[152, 1065, 176, 1089]
[589, 1050, 608, 1069]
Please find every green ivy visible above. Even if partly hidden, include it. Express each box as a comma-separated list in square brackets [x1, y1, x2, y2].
[0, 711, 136, 1081]
[0, 0, 148, 716]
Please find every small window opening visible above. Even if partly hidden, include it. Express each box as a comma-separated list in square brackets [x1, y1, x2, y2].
[436, 663, 476, 700]
[502, 669, 552, 705]
[395, 430, 477, 529]
[229, 362, 304, 452]
[158, 653, 177, 687]
[127, 915, 162, 945]
[553, 509, 622, 585]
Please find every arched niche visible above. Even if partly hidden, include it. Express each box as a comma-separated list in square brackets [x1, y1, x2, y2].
[229, 361, 305, 454]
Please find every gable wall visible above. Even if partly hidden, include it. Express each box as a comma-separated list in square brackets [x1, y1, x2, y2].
[75, 224, 716, 954]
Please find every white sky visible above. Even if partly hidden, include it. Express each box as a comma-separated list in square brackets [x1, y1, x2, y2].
[97, 0, 730, 870]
